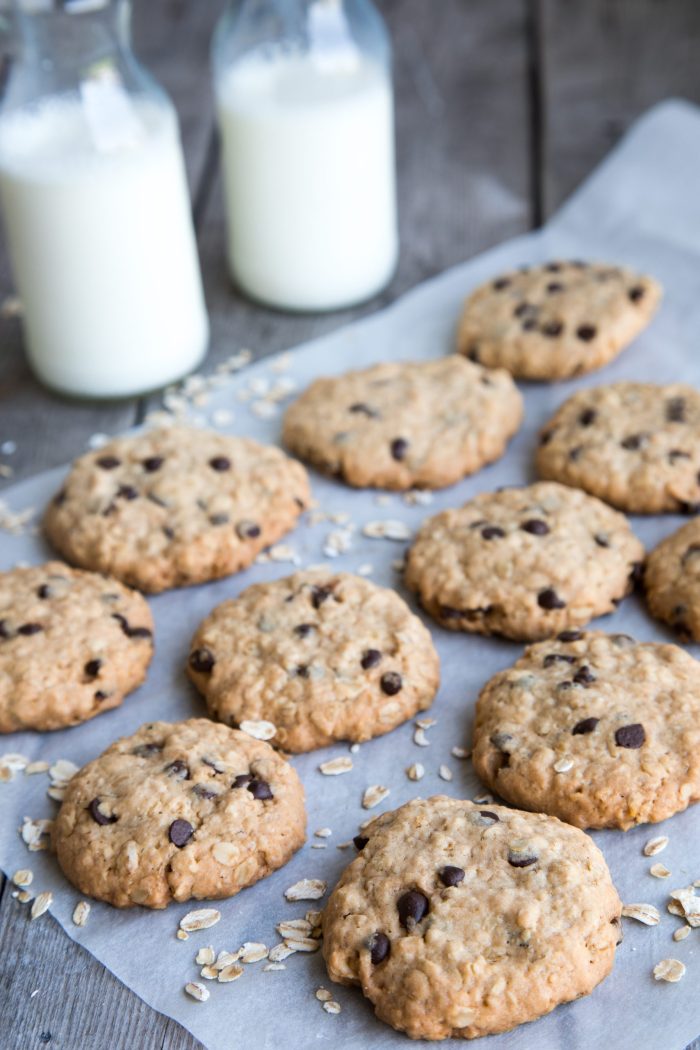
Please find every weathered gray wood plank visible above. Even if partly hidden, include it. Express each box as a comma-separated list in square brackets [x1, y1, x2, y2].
[538, 0, 700, 216]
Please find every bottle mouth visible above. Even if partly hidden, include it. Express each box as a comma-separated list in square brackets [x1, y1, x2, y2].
[17, 0, 112, 13]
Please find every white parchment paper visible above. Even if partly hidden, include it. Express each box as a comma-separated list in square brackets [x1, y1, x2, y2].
[2, 99, 700, 1050]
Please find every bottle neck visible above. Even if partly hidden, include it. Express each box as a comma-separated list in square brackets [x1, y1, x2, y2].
[15, 0, 131, 72]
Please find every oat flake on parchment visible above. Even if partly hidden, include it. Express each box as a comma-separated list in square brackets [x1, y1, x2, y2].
[30, 892, 52, 920]
[180, 908, 221, 932]
[12, 869, 33, 887]
[319, 756, 353, 776]
[72, 901, 91, 927]
[407, 763, 425, 781]
[362, 519, 412, 541]
[650, 863, 672, 879]
[285, 878, 327, 901]
[362, 785, 390, 809]
[621, 903, 660, 926]
[196, 946, 215, 966]
[185, 981, 210, 1002]
[673, 926, 691, 942]
[643, 835, 669, 857]
[323, 1001, 342, 1015]
[653, 959, 686, 982]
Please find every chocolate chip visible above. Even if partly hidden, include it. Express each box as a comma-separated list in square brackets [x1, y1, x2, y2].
[543, 653, 576, 668]
[522, 318, 538, 332]
[192, 784, 218, 800]
[390, 438, 408, 461]
[568, 445, 583, 462]
[539, 430, 553, 446]
[53, 489, 66, 506]
[353, 835, 369, 851]
[481, 525, 505, 540]
[18, 623, 43, 635]
[111, 613, 152, 640]
[537, 588, 565, 610]
[579, 408, 597, 426]
[96, 455, 120, 470]
[490, 731, 515, 753]
[507, 848, 538, 868]
[668, 449, 690, 462]
[294, 624, 314, 638]
[369, 931, 390, 964]
[190, 648, 215, 673]
[0, 621, 8, 639]
[163, 526, 175, 539]
[478, 810, 500, 824]
[621, 433, 645, 450]
[573, 717, 599, 735]
[310, 584, 332, 609]
[628, 285, 645, 302]
[439, 865, 465, 887]
[542, 320, 563, 337]
[84, 658, 102, 678]
[558, 629, 583, 642]
[232, 773, 252, 789]
[202, 757, 225, 774]
[94, 690, 108, 701]
[295, 664, 310, 678]
[615, 723, 645, 749]
[147, 492, 168, 508]
[629, 560, 644, 587]
[594, 533, 610, 548]
[116, 484, 138, 500]
[248, 778, 273, 800]
[380, 671, 402, 695]
[466, 345, 480, 362]
[513, 302, 530, 317]
[397, 889, 429, 928]
[666, 397, 686, 423]
[37, 584, 51, 599]
[576, 324, 597, 341]
[361, 648, 382, 670]
[521, 519, 549, 536]
[236, 520, 261, 539]
[682, 543, 700, 564]
[88, 798, 117, 825]
[164, 759, 190, 781]
[169, 819, 193, 847]
[546, 282, 564, 293]
[143, 456, 164, 472]
[209, 513, 229, 526]
[132, 742, 162, 757]
[209, 456, 231, 471]
[573, 665, 596, 686]
[546, 262, 562, 272]
[493, 277, 511, 290]
[349, 402, 379, 418]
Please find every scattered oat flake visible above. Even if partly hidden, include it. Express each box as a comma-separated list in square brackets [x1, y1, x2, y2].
[267, 544, 300, 564]
[72, 901, 90, 927]
[47, 785, 66, 802]
[349, 742, 360, 754]
[319, 756, 353, 776]
[30, 892, 52, 920]
[653, 958, 686, 983]
[336, 840, 353, 850]
[285, 936, 320, 953]
[268, 943, 295, 962]
[311, 843, 327, 849]
[451, 746, 470, 759]
[473, 793, 494, 805]
[180, 908, 221, 932]
[277, 919, 312, 940]
[239, 942, 268, 963]
[316, 987, 333, 1002]
[177, 929, 189, 940]
[357, 563, 373, 576]
[553, 757, 574, 773]
[1, 439, 16, 455]
[668, 901, 684, 918]
[403, 489, 434, 506]
[87, 432, 110, 449]
[1, 752, 28, 772]
[323, 1000, 341, 1015]
[650, 863, 672, 879]
[200, 965, 218, 980]
[25, 761, 49, 775]
[621, 903, 660, 926]
[413, 727, 430, 747]
[12, 869, 33, 887]
[239, 719, 276, 741]
[407, 762, 425, 781]
[49, 759, 79, 784]
[315, 827, 332, 838]
[439, 764, 453, 782]
[17, 889, 33, 903]
[218, 964, 244, 983]
[668, 886, 700, 927]
[196, 946, 216, 966]
[185, 981, 210, 1002]
[644, 836, 669, 857]
[673, 925, 691, 941]
[362, 519, 411, 541]
[20, 816, 52, 851]
[285, 878, 327, 901]
[211, 408, 234, 427]
[363, 784, 390, 809]
[263, 962, 286, 971]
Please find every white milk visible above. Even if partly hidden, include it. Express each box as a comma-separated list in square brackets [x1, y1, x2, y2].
[0, 97, 209, 397]
[216, 52, 398, 312]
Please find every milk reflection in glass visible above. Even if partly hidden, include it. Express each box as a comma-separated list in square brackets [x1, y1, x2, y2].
[216, 52, 398, 311]
[0, 98, 209, 397]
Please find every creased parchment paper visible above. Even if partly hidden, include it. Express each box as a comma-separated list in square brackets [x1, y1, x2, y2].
[2, 100, 700, 1050]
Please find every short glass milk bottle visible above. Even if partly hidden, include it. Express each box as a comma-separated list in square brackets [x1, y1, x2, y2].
[212, 0, 398, 312]
[0, 0, 209, 398]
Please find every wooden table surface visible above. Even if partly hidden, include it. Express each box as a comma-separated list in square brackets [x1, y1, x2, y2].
[1, 2, 700, 1047]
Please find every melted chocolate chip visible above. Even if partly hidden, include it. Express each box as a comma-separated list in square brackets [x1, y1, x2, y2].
[621, 434, 645, 450]
[542, 320, 563, 337]
[169, 819, 194, 847]
[18, 623, 43, 635]
[573, 717, 599, 735]
[439, 865, 465, 887]
[236, 520, 261, 539]
[481, 525, 505, 540]
[576, 324, 597, 341]
[397, 889, 429, 928]
[380, 671, 402, 696]
[466, 345, 480, 362]
[369, 931, 391, 964]
[522, 318, 538, 332]
[513, 302, 530, 318]
[88, 797, 117, 825]
[390, 437, 409, 461]
[569, 446, 583, 462]
[232, 773, 252, 789]
[96, 455, 120, 470]
[558, 629, 583, 642]
[189, 648, 215, 673]
[628, 285, 645, 302]
[111, 613, 152, 640]
[478, 810, 500, 824]
[361, 648, 382, 670]
[295, 664, 310, 678]
[594, 533, 610, 548]
[164, 759, 190, 781]
[294, 624, 314, 638]
[192, 784, 218, 800]
[493, 277, 511, 290]
[615, 723, 645, 749]
[116, 484, 138, 500]
[142, 456, 164, 472]
[0, 621, 8, 639]
[537, 588, 566, 610]
[546, 281, 564, 293]
[666, 397, 686, 423]
[248, 778, 273, 800]
[94, 690, 108, 701]
[543, 653, 576, 668]
[37, 584, 51, 599]
[573, 665, 596, 687]
[209, 456, 231, 472]
[208, 513, 229, 526]
[353, 835, 369, 851]
[310, 584, 332, 609]
[668, 449, 690, 463]
[507, 848, 538, 868]
[545, 262, 562, 272]
[349, 402, 379, 418]
[132, 742, 162, 757]
[521, 518, 549, 536]
[579, 408, 597, 426]
[84, 658, 102, 678]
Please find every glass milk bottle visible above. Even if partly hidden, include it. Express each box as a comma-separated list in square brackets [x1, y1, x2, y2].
[0, 0, 209, 398]
[212, 0, 398, 312]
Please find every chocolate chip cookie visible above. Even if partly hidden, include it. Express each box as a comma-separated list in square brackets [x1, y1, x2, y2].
[52, 719, 306, 908]
[456, 261, 661, 381]
[187, 570, 440, 752]
[0, 561, 153, 733]
[322, 796, 621, 1040]
[645, 519, 700, 640]
[404, 482, 643, 641]
[472, 631, 700, 829]
[44, 427, 310, 593]
[537, 382, 700, 513]
[282, 356, 523, 490]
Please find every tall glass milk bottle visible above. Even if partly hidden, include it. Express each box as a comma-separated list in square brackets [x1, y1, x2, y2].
[0, 0, 209, 398]
[212, 0, 398, 312]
